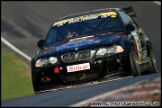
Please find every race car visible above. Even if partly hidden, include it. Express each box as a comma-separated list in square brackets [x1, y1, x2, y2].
[31, 7, 158, 93]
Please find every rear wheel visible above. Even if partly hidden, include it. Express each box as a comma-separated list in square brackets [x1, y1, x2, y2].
[129, 45, 141, 76]
[147, 43, 158, 74]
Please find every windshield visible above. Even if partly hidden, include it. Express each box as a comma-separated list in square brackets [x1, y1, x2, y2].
[45, 13, 123, 45]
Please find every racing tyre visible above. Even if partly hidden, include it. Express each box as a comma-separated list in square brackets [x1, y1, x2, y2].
[32, 72, 42, 94]
[129, 45, 141, 76]
[147, 43, 158, 74]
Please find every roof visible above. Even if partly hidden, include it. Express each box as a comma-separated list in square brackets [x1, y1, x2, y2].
[57, 8, 121, 21]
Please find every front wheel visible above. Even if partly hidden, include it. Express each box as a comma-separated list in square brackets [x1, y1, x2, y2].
[147, 43, 158, 74]
[32, 72, 42, 94]
[129, 45, 141, 76]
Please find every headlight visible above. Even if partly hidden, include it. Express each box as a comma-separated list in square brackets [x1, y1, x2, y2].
[115, 45, 124, 53]
[107, 45, 124, 53]
[107, 46, 116, 53]
[35, 59, 42, 67]
[96, 48, 107, 56]
[41, 58, 49, 66]
[49, 57, 58, 64]
[96, 45, 124, 57]
[35, 57, 58, 67]
[35, 58, 49, 67]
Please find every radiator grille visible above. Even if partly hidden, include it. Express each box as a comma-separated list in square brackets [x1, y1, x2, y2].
[61, 50, 95, 63]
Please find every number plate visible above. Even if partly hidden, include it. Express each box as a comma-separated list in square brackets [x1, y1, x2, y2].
[67, 63, 90, 72]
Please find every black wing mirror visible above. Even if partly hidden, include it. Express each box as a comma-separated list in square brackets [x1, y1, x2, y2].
[37, 39, 44, 49]
[125, 23, 135, 33]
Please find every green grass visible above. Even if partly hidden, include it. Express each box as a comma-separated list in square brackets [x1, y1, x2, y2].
[1, 48, 34, 100]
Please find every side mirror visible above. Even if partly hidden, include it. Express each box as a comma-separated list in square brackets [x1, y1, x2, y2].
[37, 39, 44, 49]
[125, 23, 135, 33]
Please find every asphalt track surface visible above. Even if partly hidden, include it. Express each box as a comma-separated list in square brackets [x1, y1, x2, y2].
[1, 1, 161, 107]
[1, 73, 160, 107]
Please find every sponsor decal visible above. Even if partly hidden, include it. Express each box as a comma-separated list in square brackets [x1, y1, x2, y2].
[38, 46, 56, 53]
[53, 12, 117, 26]
[56, 36, 100, 51]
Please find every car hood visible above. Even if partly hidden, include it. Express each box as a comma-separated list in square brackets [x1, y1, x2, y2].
[36, 32, 129, 59]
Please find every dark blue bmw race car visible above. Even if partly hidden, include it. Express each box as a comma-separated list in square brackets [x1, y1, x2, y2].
[31, 7, 158, 93]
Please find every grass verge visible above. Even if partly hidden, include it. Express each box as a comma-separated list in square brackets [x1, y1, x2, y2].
[1, 48, 34, 100]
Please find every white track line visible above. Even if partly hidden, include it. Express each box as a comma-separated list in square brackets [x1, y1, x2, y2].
[1, 36, 31, 61]
[153, 1, 161, 6]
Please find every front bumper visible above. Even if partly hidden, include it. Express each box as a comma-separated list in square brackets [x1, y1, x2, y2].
[32, 54, 129, 83]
